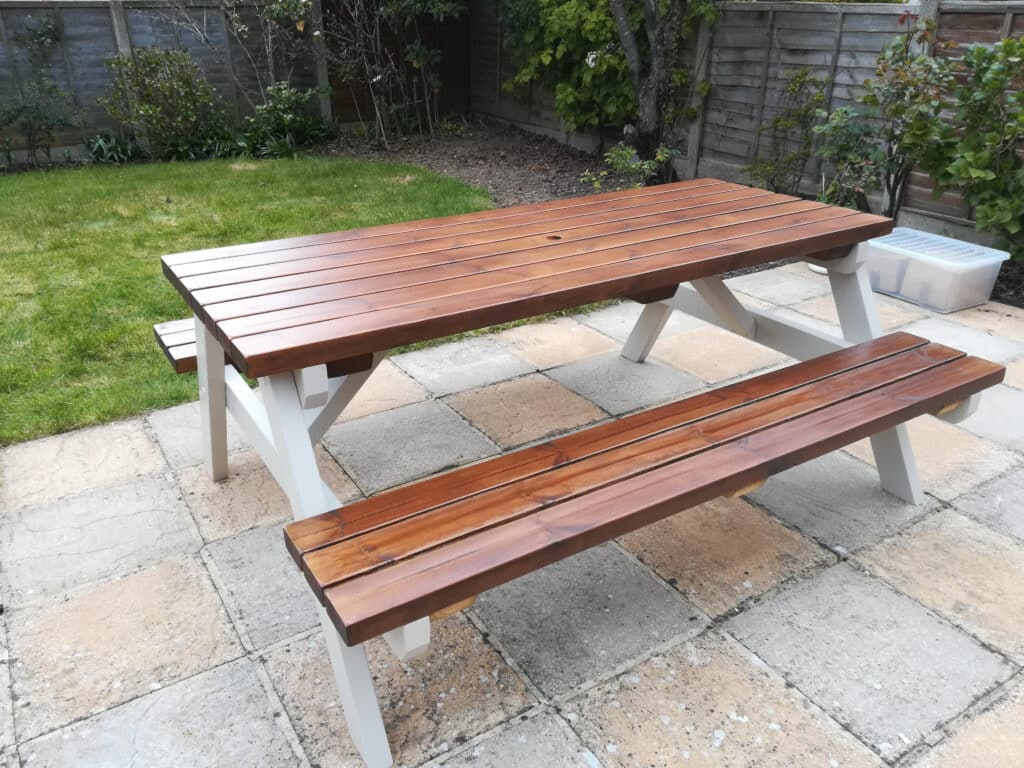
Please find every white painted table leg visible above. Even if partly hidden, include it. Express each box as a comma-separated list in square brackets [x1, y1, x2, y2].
[383, 617, 431, 661]
[622, 302, 675, 362]
[194, 315, 228, 481]
[820, 249, 924, 504]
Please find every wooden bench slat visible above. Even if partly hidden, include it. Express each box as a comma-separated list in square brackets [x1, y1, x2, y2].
[298, 340, 964, 599]
[285, 332, 929, 561]
[162, 178, 730, 267]
[173, 185, 764, 285]
[229, 212, 888, 377]
[314, 352, 1004, 644]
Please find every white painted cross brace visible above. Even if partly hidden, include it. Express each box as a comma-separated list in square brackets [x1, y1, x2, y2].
[620, 245, 926, 504]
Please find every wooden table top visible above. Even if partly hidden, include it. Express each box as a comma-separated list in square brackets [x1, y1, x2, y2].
[162, 178, 892, 378]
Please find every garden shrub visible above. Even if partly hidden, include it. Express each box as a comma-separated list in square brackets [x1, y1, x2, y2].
[581, 142, 678, 191]
[85, 131, 145, 165]
[99, 48, 230, 160]
[242, 82, 330, 157]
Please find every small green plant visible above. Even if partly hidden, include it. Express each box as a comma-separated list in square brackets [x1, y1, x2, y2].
[581, 142, 677, 191]
[747, 68, 826, 196]
[85, 131, 144, 165]
[99, 48, 229, 160]
[919, 37, 1024, 260]
[242, 82, 329, 157]
[814, 106, 880, 212]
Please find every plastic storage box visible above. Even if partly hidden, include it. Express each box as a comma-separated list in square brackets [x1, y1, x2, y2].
[863, 228, 1010, 313]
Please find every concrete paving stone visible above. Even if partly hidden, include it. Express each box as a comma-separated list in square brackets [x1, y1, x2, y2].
[726, 563, 1011, 761]
[323, 400, 499, 494]
[7, 556, 241, 741]
[574, 301, 704, 343]
[0, 418, 166, 509]
[203, 523, 318, 650]
[844, 415, 1019, 502]
[912, 678, 1024, 768]
[901, 316, 1024, 363]
[392, 336, 535, 396]
[791, 293, 926, 331]
[1004, 357, 1024, 389]
[261, 615, 534, 768]
[335, 359, 429, 422]
[18, 658, 300, 768]
[953, 464, 1024, 543]
[175, 446, 360, 542]
[439, 713, 599, 767]
[446, 373, 606, 448]
[748, 452, 933, 554]
[651, 326, 790, 384]
[473, 544, 708, 697]
[726, 268, 831, 306]
[546, 353, 702, 416]
[496, 316, 619, 369]
[566, 630, 883, 768]
[619, 497, 833, 618]
[958, 384, 1024, 452]
[145, 400, 248, 469]
[0, 640, 12, 755]
[858, 510, 1024, 663]
[0, 474, 201, 606]
[953, 301, 1024, 342]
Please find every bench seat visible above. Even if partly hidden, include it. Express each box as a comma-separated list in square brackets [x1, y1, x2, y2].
[285, 332, 1003, 647]
[154, 318, 374, 377]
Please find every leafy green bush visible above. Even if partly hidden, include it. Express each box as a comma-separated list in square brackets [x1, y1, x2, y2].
[85, 131, 144, 165]
[581, 142, 677, 191]
[920, 37, 1024, 260]
[242, 82, 329, 157]
[0, 77, 77, 167]
[99, 48, 230, 160]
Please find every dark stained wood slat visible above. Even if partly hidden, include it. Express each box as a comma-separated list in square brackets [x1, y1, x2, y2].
[170, 183, 751, 280]
[187, 193, 802, 309]
[318, 353, 1005, 644]
[211, 201, 827, 337]
[298, 341, 965, 598]
[162, 179, 729, 267]
[230, 212, 891, 377]
[284, 333, 930, 562]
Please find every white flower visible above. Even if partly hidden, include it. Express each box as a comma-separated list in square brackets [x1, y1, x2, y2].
[586, 51, 598, 68]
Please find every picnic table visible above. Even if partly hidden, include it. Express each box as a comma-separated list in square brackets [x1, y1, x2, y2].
[158, 178, 1003, 768]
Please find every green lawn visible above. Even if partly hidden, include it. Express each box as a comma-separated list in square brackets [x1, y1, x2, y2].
[0, 157, 492, 446]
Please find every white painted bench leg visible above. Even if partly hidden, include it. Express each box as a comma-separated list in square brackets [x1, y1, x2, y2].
[383, 617, 431, 661]
[321, 608, 394, 768]
[194, 315, 229, 481]
[622, 301, 675, 362]
[817, 249, 924, 504]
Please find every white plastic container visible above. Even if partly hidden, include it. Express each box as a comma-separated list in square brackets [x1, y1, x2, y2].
[863, 227, 1009, 313]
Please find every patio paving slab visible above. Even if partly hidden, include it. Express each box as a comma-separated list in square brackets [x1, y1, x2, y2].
[146, 400, 248, 469]
[7, 556, 241, 741]
[175, 446, 360, 543]
[203, 523, 318, 651]
[790, 292, 925, 331]
[18, 658, 300, 768]
[844, 415, 1019, 502]
[618, 497, 833, 618]
[912, 678, 1024, 768]
[726, 268, 831, 306]
[652, 325, 789, 384]
[565, 630, 883, 768]
[473, 544, 707, 698]
[496, 316, 618, 369]
[546, 353, 701, 416]
[953, 465, 1024, 543]
[748, 452, 933, 554]
[323, 400, 499, 494]
[0, 418, 166, 509]
[858, 510, 1024, 664]
[901, 316, 1024, 363]
[439, 713, 598, 767]
[0, 637, 11, 756]
[574, 301, 703, 343]
[1004, 357, 1024, 389]
[0, 474, 201, 606]
[335, 359, 428, 422]
[725, 563, 1011, 762]
[952, 301, 1024, 342]
[392, 336, 534, 396]
[261, 615, 534, 768]
[446, 373, 605, 448]
[958, 384, 1024, 452]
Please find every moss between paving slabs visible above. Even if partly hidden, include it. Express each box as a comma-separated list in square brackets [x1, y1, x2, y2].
[0, 156, 494, 446]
